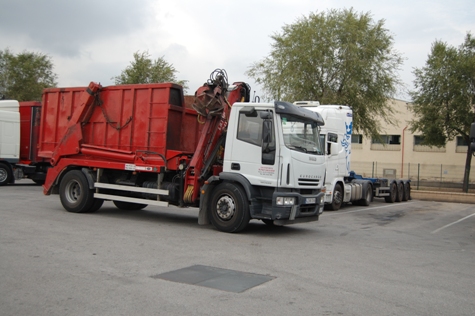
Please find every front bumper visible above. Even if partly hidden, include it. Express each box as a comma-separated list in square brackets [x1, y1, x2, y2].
[268, 191, 324, 225]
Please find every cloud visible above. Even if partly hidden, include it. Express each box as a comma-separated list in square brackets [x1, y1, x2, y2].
[0, 0, 153, 57]
[0, 0, 474, 100]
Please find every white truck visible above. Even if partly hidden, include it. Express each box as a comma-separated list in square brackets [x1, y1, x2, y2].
[0, 100, 48, 186]
[0, 100, 19, 185]
[294, 101, 411, 210]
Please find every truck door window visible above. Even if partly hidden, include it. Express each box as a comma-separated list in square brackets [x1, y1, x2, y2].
[328, 133, 338, 143]
[237, 112, 263, 146]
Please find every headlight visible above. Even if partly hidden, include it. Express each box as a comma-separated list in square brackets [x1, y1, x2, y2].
[276, 197, 295, 206]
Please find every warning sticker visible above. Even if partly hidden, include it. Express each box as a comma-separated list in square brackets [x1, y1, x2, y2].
[135, 166, 153, 171]
[258, 166, 275, 176]
[125, 164, 136, 171]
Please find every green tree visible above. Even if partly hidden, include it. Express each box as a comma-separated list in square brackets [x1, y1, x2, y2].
[113, 51, 188, 92]
[410, 33, 475, 192]
[0, 49, 57, 101]
[247, 8, 404, 138]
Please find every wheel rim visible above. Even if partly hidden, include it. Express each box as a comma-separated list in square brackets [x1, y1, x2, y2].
[0, 169, 7, 183]
[64, 180, 81, 204]
[215, 194, 235, 221]
[334, 190, 342, 205]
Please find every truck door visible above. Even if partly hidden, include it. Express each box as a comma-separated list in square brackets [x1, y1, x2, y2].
[227, 108, 278, 187]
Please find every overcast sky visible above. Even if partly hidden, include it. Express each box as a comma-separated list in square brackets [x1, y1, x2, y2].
[1, 0, 473, 101]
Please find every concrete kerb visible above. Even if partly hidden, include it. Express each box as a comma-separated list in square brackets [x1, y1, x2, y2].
[411, 190, 475, 204]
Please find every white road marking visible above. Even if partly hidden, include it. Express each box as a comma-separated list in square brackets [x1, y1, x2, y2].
[431, 212, 475, 234]
[324, 201, 417, 216]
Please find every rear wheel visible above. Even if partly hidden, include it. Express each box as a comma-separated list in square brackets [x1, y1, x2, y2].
[209, 182, 250, 233]
[113, 200, 147, 210]
[89, 199, 104, 212]
[327, 183, 343, 211]
[59, 170, 95, 213]
[395, 182, 404, 202]
[0, 163, 13, 186]
[384, 182, 397, 203]
[359, 184, 373, 206]
[402, 182, 411, 201]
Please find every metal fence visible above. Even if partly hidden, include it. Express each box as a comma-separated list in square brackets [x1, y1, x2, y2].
[351, 161, 475, 192]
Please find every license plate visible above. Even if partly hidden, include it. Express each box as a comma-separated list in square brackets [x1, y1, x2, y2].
[305, 197, 316, 204]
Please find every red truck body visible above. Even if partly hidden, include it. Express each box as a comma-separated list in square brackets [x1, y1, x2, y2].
[38, 83, 207, 196]
[19, 101, 44, 164]
[39, 83, 201, 163]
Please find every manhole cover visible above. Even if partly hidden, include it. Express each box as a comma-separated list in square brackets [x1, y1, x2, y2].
[152, 264, 275, 293]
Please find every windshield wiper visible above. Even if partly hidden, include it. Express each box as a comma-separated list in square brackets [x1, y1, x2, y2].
[289, 145, 308, 153]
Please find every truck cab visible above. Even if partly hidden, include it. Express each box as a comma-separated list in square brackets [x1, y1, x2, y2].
[295, 101, 411, 210]
[200, 101, 326, 231]
[0, 100, 20, 185]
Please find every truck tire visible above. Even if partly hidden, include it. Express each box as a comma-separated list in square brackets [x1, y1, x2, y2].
[89, 199, 104, 212]
[0, 163, 13, 186]
[358, 183, 373, 206]
[113, 201, 147, 210]
[209, 182, 250, 233]
[327, 183, 343, 211]
[403, 182, 411, 201]
[395, 182, 404, 202]
[59, 170, 95, 213]
[384, 182, 397, 203]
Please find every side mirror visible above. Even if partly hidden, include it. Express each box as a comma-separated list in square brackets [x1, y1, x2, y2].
[261, 119, 275, 165]
[326, 142, 339, 156]
[331, 142, 339, 156]
[262, 120, 273, 149]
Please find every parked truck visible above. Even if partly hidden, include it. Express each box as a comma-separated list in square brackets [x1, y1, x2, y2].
[0, 100, 50, 186]
[38, 70, 326, 232]
[294, 101, 411, 210]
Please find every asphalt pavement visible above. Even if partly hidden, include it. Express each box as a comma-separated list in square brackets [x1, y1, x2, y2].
[1, 180, 474, 316]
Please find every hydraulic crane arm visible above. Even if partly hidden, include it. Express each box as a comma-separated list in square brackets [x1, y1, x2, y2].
[183, 69, 250, 204]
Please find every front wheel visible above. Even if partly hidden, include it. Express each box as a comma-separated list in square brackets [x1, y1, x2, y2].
[327, 183, 343, 211]
[209, 182, 250, 233]
[59, 170, 95, 213]
[0, 163, 13, 186]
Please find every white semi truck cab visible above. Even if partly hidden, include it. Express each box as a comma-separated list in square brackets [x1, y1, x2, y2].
[294, 101, 411, 210]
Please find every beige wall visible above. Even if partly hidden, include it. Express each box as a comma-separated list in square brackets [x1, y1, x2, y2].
[350, 99, 473, 182]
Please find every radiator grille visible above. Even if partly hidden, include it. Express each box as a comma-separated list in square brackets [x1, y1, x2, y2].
[298, 178, 320, 186]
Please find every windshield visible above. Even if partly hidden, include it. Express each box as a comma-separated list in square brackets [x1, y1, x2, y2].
[281, 114, 323, 155]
